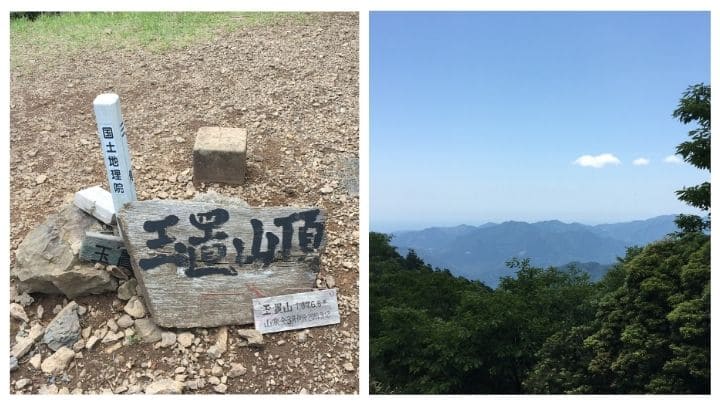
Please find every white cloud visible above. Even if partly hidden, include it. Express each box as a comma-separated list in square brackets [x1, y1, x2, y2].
[664, 155, 683, 164]
[632, 157, 650, 166]
[573, 153, 621, 168]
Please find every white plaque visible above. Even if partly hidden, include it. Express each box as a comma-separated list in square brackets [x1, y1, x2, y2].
[252, 289, 340, 333]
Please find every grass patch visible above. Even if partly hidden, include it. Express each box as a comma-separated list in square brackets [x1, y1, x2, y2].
[10, 12, 304, 68]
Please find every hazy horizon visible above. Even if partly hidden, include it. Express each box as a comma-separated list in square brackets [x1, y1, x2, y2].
[371, 212, 686, 233]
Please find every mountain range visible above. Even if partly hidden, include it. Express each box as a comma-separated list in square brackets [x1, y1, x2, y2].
[389, 215, 679, 287]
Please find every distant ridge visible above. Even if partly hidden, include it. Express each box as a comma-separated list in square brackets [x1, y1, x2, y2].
[390, 215, 678, 287]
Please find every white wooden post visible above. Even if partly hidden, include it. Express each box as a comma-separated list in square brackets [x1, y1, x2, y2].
[93, 93, 137, 219]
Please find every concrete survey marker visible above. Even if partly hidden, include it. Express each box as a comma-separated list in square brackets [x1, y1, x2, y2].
[253, 288, 340, 334]
[117, 199, 327, 328]
[93, 94, 137, 212]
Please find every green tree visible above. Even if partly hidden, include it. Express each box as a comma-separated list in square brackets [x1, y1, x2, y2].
[525, 84, 711, 394]
[672, 83, 710, 232]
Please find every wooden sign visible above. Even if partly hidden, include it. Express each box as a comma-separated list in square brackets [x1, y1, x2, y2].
[252, 289, 340, 334]
[117, 199, 327, 328]
[93, 93, 137, 214]
[79, 232, 131, 268]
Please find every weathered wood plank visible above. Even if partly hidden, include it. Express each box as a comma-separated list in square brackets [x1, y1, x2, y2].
[117, 199, 327, 328]
[79, 231, 131, 268]
[74, 186, 115, 225]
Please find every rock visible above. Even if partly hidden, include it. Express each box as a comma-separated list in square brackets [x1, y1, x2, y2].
[73, 339, 85, 351]
[211, 364, 223, 376]
[101, 331, 124, 344]
[81, 326, 92, 340]
[37, 305, 44, 320]
[29, 353, 42, 369]
[77, 305, 87, 316]
[299, 388, 309, 394]
[296, 330, 308, 343]
[228, 362, 247, 378]
[41, 347, 75, 374]
[237, 329, 264, 347]
[93, 326, 108, 340]
[38, 384, 59, 394]
[106, 264, 130, 280]
[325, 275, 336, 289]
[43, 301, 80, 351]
[124, 296, 146, 318]
[320, 185, 333, 194]
[85, 336, 99, 350]
[13, 204, 118, 298]
[208, 376, 221, 385]
[177, 332, 194, 348]
[343, 362, 355, 372]
[213, 383, 227, 393]
[104, 342, 122, 353]
[145, 379, 184, 394]
[11, 323, 45, 358]
[10, 303, 29, 323]
[107, 318, 118, 332]
[156, 332, 177, 348]
[117, 279, 138, 300]
[186, 380, 199, 390]
[36, 174, 47, 184]
[14, 292, 35, 307]
[133, 318, 162, 343]
[15, 378, 31, 389]
[117, 314, 134, 328]
[10, 356, 18, 372]
[207, 326, 227, 358]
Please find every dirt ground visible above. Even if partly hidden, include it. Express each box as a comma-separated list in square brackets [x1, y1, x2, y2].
[9, 12, 358, 394]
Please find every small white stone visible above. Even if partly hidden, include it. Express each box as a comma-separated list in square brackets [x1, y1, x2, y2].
[29, 353, 42, 369]
[41, 347, 75, 374]
[10, 303, 29, 323]
[123, 296, 146, 318]
[227, 363, 246, 378]
[85, 335, 100, 350]
[15, 378, 31, 389]
[177, 332, 194, 348]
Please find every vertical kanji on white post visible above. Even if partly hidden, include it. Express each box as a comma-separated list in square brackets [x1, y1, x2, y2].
[93, 93, 137, 218]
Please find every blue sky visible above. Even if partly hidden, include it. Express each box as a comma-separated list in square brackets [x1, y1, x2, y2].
[370, 11, 710, 232]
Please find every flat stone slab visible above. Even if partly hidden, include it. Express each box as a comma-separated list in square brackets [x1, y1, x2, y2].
[117, 199, 327, 328]
[193, 127, 247, 185]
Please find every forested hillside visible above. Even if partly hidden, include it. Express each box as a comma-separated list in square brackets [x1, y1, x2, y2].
[369, 231, 709, 394]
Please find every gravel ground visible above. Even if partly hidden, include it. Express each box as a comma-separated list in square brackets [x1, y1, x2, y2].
[9, 12, 358, 394]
